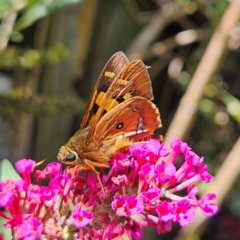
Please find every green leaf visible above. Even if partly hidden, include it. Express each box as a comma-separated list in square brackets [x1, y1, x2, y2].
[0, 214, 12, 239]
[9, 31, 24, 42]
[0, 159, 19, 238]
[221, 92, 240, 122]
[13, 0, 82, 32]
[0, 159, 21, 181]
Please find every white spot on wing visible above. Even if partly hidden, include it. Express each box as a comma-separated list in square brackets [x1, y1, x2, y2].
[136, 129, 143, 134]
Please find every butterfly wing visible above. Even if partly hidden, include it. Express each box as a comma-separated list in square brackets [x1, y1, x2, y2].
[85, 60, 155, 144]
[80, 51, 129, 129]
[92, 96, 162, 145]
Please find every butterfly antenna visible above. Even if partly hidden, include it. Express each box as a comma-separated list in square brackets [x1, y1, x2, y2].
[35, 149, 59, 168]
[35, 158, 46, 167]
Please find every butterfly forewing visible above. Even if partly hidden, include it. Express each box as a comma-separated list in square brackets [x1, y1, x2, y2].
[80, 51, 129, 129]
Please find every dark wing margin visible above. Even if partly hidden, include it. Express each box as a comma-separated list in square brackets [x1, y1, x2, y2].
[80, 51, 129, 129]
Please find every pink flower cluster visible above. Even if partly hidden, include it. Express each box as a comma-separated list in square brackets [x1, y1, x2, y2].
[0, 139, 218, 239]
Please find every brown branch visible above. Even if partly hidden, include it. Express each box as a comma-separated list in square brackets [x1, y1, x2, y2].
[125, 2, 194, 59]
[75, 0, 98, 76]
[0, 9, 17, 51]
[142, 27, 212, 61]
[175, 137, 240, 240]
[164, 1, 240, 238]
[163, 0, 240, 148]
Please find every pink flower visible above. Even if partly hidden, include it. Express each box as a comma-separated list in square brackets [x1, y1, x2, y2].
[141, 186, 161, 205]
[0, 190, 14, 208]
[197, 164, 213, 183]
[170, 139, 190, 163]
[185, 150, 204, 167]
[124, 220, 143, 240]
[198, 193, 218, 217]
[15, 159, 35, 174]
[4, 215, 42, 239]
[156, 220, 172, 234]
[125, 195, 144, 215]
[0, 139, 218, 239]
[111, 174, 129, 185]
[156, 201, 175, 222]
[173, 200, 195, 226]
[129, 139, 169, 165]
[139, 163, 158, 185]
[72, 205, 93, 228]
[43, 162, 61, 177]
[105, 224, 124, 239]
[15, 159, 36, 186]
[39, 186, 52, 201]
[20, 217, 43, 238]
[112, 195, 127, 216]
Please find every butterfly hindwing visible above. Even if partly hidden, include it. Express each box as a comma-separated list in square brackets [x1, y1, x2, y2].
[92, 96, 162, 145]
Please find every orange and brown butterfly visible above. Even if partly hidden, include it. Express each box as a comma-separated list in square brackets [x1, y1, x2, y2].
[57, 51, 162, 176]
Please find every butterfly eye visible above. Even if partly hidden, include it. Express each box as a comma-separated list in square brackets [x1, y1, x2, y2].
[116, 122, 124, 129]
[65, 152, 78, 161]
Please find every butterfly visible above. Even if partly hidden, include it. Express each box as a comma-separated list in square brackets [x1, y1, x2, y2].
[57, 51, 162, 176]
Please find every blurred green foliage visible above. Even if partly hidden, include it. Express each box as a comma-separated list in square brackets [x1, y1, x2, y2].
[0, 42, 67, 69]
[0, 93, 85, 118]
[0, 0, 82, 117]
[1, 0, 81, 34]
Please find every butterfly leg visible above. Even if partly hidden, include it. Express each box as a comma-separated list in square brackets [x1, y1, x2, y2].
[83, 159, 106, 198]
[71, 164, 79, 179]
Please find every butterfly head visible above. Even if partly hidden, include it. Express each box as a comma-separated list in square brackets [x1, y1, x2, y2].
[57, 145, 79, 166]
